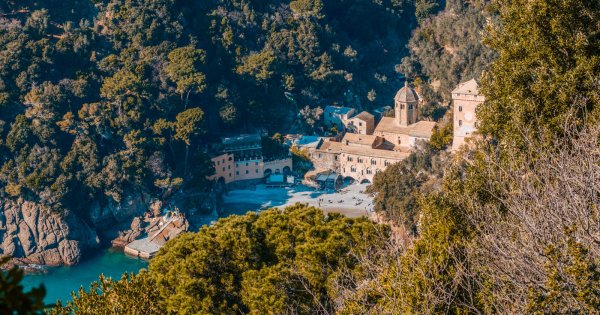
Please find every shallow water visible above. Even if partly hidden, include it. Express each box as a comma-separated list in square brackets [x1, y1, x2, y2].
[21, 248, 148, 305]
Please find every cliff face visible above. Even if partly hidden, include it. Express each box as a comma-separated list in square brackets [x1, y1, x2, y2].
[0, 190, 207, 266]
[0, 199, 100, 266]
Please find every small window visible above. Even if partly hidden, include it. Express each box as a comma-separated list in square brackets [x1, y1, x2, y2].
[358, 158, 363, 163]
[371, 160, 376, 165]
[398, 137, 401, 144]
[319, 153, 322, 158]
[246, 162, 249, 166]
[255, 169, 258, 173]
[459, 106, 463, 112]
[348, 156, 353, 162]
[351, 167, 356, 172]
[246, 170, 249, 174]
[359, 122, 363, 126]
[228, 165, 231, 170]
[384, 160, 390, 166]
[236, 171, 239, 175]
[459, 120, 463, 126]
[222, 167, 225, 171]
[335, 155, 338, 160]
[400, 104, 405, 109]
[409, 104, 413, 110]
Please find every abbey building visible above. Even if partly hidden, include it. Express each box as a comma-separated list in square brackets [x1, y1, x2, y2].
[311, 82, 437, 183]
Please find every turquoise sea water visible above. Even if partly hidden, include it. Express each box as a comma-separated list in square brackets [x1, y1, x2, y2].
[21, 248, 148, 305]
[21, 207, 246, 305]
[20, 184, 328, 306]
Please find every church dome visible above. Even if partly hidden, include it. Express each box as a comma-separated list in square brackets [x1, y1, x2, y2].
[394, 82, 418, 103]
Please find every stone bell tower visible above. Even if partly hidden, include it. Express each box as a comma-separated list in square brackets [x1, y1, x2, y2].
[394, 81, 419, 127]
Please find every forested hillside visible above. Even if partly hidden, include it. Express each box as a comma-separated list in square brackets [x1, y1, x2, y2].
[0, 0, 433, 219]
[35, 0, 600, 313]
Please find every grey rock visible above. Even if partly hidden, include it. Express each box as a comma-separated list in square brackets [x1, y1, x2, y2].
[0, 199, 99, 266]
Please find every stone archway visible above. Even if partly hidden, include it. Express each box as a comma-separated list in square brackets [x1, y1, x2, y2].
[264, 169, 273, 177]
[283, 166, 291, 175]
[343, 176, 356, 186]
[360, 179, 371, 184]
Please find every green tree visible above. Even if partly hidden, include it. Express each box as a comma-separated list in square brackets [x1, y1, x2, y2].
[49, 272, 161, 315]
[173, 107, 204, 176]
[478, 0, 600, 143]
[53, 205, 389, 314]
[429, 122, 453, 150]
[165, 46, 207, 108]
[0, 257, 46, 314]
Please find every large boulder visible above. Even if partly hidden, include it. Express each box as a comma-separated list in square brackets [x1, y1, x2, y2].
[0, 199, 99, 266]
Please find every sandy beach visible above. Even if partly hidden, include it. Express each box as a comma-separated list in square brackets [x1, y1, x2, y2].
[221, 183, 374, 218]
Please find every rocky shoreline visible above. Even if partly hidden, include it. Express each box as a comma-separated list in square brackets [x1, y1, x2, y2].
[0, 192, 215, 269]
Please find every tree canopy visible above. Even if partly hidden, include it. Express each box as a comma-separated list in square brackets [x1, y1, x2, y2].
[51, 204, 389, 314]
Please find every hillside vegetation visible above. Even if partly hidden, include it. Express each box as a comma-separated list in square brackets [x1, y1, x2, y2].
[4, 0, 599, 314]
[0, 0, 427, 219]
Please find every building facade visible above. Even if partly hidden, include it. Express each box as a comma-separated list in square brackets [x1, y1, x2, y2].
[209, 134, 293, 185]
[451, 79, 485, 151]
[312, 133, 409, 183]
[346, 111, 375, 135]
[311, 82, 436, 183]
[373, 81, 437, 148]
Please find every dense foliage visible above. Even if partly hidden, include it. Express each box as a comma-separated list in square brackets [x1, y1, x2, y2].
[0, 0, 432, 218]
[52, 204, 389, 314]
[367, 142, 447, 233]
[353, 0, 600, 313]
[400, 0, 496, 102]
[478, 0, 600, 142]
[5, 0, 600, 314]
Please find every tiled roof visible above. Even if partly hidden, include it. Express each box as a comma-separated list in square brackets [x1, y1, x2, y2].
[317, 139, 410, 160]
[342, 133, 379, 146]
[452, 78, 480, 95]
[374, 117, 436, 138]
[222, 133, 261, 145]
[352, 111, 375, 121]
[394, 82, 419, 103]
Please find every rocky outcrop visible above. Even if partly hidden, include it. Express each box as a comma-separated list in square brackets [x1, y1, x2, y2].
[89, 192, 150, 227]
[0, 199, 99, 266]
[89, 192, 152, 246]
